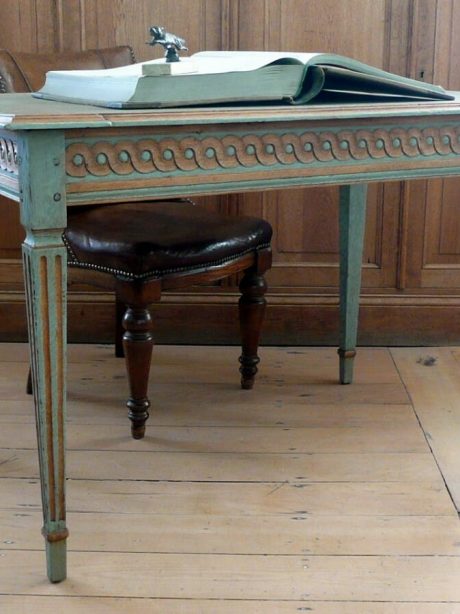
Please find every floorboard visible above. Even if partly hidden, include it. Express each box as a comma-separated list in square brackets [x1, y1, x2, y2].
[0, 344, 459, 612]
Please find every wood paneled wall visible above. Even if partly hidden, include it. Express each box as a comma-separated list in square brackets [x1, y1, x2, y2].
[1, 0, 460, 345]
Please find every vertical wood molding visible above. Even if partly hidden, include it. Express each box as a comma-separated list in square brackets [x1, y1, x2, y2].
[396, 182, 412, 290]
[65, 0, 85, 52]
[227, 0, 239, 50]
[386, 0, 415, 290]
[219, 0, 231, 50]
[385, 0, 412, 75]
[433, 0, 453, 86]
[407, 0, 437, 81]
[0, 0, 459, 344]
[263, 0, 270, 49]
[79, 0, 86, 50]
[55, 0, 64, 51]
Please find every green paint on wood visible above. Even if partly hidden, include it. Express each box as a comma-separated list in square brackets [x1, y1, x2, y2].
[339, 184, 368, 384]
[19, 131, 68, 583]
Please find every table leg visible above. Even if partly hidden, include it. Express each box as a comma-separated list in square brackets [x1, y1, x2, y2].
[338, 184, 367, 384]
[19, 132, 68, 582]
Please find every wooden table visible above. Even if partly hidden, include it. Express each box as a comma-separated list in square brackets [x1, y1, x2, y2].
[1, 93, 460, 582]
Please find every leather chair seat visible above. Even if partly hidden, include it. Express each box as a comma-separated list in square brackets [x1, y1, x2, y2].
[64, 200, 273, 280]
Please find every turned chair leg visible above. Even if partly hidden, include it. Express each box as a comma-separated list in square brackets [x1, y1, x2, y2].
[115, 295, 125, 358]
[122, 304, 154, 439]
[238, 268, 268, 390]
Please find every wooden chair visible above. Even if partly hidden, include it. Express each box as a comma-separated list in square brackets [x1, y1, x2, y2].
[0, 47, 273, 439]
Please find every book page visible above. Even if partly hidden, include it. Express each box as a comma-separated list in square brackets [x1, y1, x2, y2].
[191, 51, 321, 73]
[44, 51, 322, 80]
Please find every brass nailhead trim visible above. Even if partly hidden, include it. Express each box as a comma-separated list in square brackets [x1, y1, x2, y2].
[63, 232, 270, 280]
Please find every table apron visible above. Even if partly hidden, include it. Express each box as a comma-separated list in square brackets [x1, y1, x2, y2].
[63, 119, 460, 203]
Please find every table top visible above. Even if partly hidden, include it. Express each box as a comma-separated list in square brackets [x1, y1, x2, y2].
[2, 92, 460, 131]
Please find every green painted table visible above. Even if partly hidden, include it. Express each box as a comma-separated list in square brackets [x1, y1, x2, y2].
[1, 93, 460, 582]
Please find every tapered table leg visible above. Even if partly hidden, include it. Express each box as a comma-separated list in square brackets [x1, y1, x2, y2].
[338, 184, 367, 385]
[19, 131, 68, 582]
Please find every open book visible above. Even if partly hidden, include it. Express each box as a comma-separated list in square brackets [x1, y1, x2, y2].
[32, 50, 454, 108]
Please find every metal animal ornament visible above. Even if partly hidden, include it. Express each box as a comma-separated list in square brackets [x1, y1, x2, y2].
[147, 26, 188, 62]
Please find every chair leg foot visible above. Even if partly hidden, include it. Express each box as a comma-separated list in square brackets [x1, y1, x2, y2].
[239, 354, 260, 390]
[122, 305, 154, 439]
[238, 269, 267, 390]
[132, 426, 146, 439]
[127, 395, 149, 439]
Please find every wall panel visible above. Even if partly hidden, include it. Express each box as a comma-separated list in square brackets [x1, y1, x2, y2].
[403, 0, 460, 289]
[0, 0, 460, 344]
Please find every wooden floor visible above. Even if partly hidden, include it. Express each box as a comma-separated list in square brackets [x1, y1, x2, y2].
[0, 343, 460, 613]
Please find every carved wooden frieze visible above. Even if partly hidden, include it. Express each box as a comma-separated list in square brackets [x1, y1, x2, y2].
[0, 135, 18, 175]
[0, 74, 7, 94]
[65, 124, 460, 178]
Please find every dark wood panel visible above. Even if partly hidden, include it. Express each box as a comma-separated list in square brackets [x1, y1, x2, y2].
[438, 183, 460, 257]
[2, 293, 460, 347]
[0, 0, 460, 344]
[240, 183, 400, 291]
[78, 0, 223, 59]
[0, 198, 23, 258]
[402, 0, 460, 289]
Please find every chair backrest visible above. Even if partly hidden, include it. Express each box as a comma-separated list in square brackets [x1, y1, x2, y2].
[0, 46, 135, 93]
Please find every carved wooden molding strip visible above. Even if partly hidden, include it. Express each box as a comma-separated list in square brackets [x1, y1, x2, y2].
[66, 125, 460, 178]
[0, 136, 18, 174]
[0, 74, 7, 94]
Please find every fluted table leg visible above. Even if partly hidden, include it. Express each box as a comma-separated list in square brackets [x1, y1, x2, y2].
[19, 131, 68, 582]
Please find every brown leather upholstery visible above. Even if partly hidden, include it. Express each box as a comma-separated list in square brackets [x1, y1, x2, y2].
[0, 46, 135, 93]
[64, 201, 272, 280]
